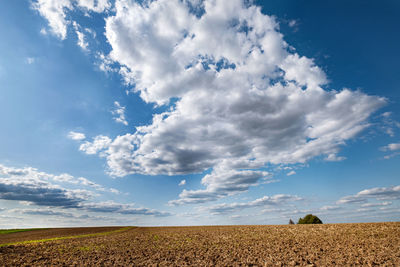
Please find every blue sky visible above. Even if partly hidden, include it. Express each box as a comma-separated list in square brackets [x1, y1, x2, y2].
[0, 0, 399, 227]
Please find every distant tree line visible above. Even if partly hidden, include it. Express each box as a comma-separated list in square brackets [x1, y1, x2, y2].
[289, 214, 323, 224]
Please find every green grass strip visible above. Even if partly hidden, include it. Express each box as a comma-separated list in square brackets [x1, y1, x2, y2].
[0, 227, 133, 248]
[0, 228, 46, 235]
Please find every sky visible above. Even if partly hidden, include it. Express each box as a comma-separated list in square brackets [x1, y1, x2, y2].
[0, 0, 399, 228]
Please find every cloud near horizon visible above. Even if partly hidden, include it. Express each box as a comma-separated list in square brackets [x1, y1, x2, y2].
[201, 194, 302, 214]
[0, 163, 171, 217]
[337, 185, 400, 205]
[35, 0, 386, 205]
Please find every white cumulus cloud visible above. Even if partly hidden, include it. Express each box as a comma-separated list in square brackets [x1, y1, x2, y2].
[35, 0, 386, 205]
[79, 135, 112, 155]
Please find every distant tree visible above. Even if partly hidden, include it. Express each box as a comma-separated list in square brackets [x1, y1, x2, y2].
[297, 214, 323, 224]
[289, 219, 295, 225]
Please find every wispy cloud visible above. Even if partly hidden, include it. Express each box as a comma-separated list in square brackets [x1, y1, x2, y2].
[26, 57, 35, 64]
[73, 21, 89, 50]
[68, 131, 86, 141]
[202, 194, 302, 214]
[14, 209, 75, 217]
[287, 170, 296, 176]
[381, 143, 400, 152]
[361, 201, 392, 208]
[337, 185, 400, 204]
[381, 142, 400, 159]
[320, 205, 341, 211]
[379, 112, 400, 137]
[111, 101, 128, 126]
[82, 201, 172, 217]
[288, 19, 298, 28]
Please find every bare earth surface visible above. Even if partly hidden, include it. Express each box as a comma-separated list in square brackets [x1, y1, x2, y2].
[0, 227, 122, 244]
[0, 222, 399, 266]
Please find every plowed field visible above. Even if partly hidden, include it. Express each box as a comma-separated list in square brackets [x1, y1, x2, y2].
[0, 222, 399, 266]
[0, 227, 123, 245]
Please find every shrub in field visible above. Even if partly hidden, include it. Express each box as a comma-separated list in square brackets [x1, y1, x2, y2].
[289, 219, 295, 225]
[298, 214, 323, 224]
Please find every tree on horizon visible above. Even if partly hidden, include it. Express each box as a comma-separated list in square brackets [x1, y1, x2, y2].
[298, 214, 323, 224]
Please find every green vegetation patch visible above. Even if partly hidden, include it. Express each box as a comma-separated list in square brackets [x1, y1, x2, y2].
[0, 227, 133, 247]
[0, 228, 46, 235]
[298, 214, 323, 224]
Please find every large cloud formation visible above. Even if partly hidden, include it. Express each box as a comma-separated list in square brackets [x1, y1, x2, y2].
[35, 0, 386, 204]
[0, 164, 170, 217]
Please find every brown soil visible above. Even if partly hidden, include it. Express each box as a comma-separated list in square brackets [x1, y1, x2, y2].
[0, 226, 122, 244]
[0, 222, 399, 266]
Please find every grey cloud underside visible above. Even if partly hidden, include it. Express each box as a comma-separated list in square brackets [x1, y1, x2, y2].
[168, 170, 270, 205]
[0, 164, 116, 194]
[0, 178, 171, 217]
[0, 164, 171, 217]
[0, 180, 85, 208]
[34, 0, 387, 204]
